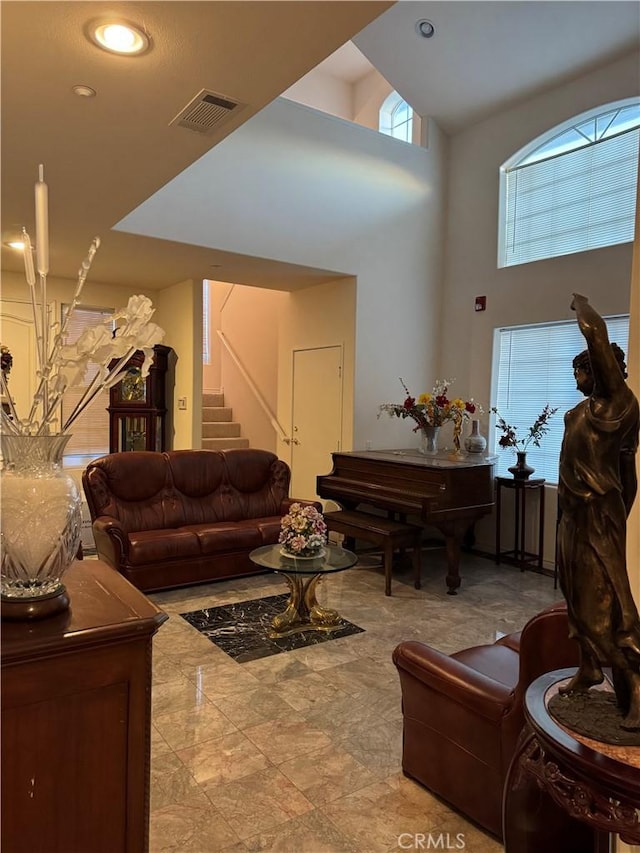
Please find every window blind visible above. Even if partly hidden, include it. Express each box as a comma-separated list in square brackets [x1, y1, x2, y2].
[502, 128, 639, 267]
[493, 315, 630, 483]
[61, 304, 113, 466]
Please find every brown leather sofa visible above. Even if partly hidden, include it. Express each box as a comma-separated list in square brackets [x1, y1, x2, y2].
[392, 602, 578, 839]
[83, 448, 320, 592]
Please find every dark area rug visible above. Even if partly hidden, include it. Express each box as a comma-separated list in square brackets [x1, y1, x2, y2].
[180, 593, 364, 663]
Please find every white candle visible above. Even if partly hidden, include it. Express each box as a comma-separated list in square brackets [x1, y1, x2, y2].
[22, 228, 36, 286]
[35, 164, 49, 275]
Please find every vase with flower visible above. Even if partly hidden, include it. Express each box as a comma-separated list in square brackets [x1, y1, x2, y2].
[491, 404, 558, 479]
[378, 378, 480, 458]
[278, 503, 328, 558]
[0, 165, 165, 619]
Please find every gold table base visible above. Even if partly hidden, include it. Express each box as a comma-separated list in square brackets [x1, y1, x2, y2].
[270, 572, 342, 637]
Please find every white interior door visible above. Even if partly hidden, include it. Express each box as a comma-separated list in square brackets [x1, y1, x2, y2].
[291, 345, 343, 502]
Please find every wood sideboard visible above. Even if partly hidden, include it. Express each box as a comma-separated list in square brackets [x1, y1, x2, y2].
[1, 560, 168, 853]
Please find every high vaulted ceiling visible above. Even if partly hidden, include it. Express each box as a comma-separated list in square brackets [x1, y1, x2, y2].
[0, 1, 392, 289]
[355, 1, 639, 134]
[1, 1, 638, 291]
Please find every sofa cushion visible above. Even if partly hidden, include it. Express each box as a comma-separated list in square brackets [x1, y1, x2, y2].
[187, 521, 262, 555]
[223, 449, 289, 521]
[166, 450, 226, 524]
[127, 528, 201, 565]
[83, 452, 175, 533]
[255, 516, 286, 545]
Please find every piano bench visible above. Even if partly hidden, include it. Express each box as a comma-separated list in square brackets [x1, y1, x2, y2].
[323, 510, 422, 596]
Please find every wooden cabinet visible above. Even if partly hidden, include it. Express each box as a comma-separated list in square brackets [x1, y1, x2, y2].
[108, 344, 171, 453]
[1, 560, 168, 853]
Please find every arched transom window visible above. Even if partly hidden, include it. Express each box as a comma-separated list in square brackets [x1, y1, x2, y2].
[379, 91, 413, 143]
[498, 98, 640, 267]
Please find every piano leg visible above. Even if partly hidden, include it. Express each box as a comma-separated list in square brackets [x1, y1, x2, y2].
[444, 535, 461, 594]
[438, 520, 470, 595]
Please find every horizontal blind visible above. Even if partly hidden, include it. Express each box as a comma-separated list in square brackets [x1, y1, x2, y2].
[61, 305, 113, 466]
[493, 315, 630, 483]
[503, 129, 639, 266]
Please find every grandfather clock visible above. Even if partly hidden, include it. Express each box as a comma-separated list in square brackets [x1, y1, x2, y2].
[108, 344, 171, 453]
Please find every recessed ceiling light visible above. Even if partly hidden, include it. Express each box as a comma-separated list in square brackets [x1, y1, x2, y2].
[72, 84, 97, 98]
[415, 19, 435, 39]
[89, 20, 150, 55]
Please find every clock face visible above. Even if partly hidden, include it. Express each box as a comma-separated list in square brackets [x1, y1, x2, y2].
[121, 366, 146, 402]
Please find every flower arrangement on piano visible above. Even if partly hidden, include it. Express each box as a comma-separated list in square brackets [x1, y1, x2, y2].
[379, 379, 481, 456]
[279, 503, 327, 557]
[380, 377, 478, 429]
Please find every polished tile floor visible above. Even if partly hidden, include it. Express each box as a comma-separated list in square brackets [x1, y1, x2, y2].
[147, 549, 558, 853]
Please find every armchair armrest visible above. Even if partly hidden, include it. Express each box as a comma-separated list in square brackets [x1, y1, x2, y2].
[393, 640, 515, 723]
[91, 516, 129, 569]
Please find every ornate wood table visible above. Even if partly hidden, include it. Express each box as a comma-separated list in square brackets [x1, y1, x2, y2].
[1, 560, 168, 853]
[503, 668, 640, 853]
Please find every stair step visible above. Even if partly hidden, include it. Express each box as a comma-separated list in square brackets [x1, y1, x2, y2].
[203, 392, 224, 407]
[202, 406, 233, 423]
[202, 422, 242, 439]
[202, 437, 250, 450]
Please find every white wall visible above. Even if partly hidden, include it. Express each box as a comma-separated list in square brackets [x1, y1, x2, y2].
[441, 51, 637, 559]
[0, 269, 152, 316]
[283, 70, 354, 122]
[116, 98, 448, 453]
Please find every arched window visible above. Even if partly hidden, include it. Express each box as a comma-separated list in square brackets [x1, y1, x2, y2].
[498, 98, 640, 267]
[379, 92, 413, 143]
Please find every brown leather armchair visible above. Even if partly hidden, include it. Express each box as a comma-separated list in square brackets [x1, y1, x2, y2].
[392, 602, 578, 839]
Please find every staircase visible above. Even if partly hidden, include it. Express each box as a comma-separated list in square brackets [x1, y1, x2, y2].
[202, 392, 249, 450]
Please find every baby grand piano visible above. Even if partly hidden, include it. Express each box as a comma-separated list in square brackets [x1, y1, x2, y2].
[317, 449, 496, 594]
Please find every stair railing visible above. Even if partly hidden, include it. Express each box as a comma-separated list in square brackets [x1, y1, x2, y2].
[216, 330, 291, 444]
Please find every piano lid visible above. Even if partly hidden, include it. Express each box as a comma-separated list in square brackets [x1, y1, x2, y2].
[338, 449, 497, 469]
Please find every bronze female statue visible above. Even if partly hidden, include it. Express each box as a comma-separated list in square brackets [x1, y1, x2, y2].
[557, 293, 640, 730]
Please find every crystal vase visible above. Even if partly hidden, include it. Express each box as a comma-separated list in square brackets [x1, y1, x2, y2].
[1, 433, 81, 619]
[419, 426, 440, 455]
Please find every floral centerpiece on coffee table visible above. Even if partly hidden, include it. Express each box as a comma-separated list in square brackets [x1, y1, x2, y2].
[279, 503, 328, 557]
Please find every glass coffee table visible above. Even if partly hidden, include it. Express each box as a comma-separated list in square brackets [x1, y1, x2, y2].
[249, 543, 357, 637]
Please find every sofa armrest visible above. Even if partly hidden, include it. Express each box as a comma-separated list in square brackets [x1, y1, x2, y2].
[91, 517, 129, 569]
[280, 498, 323, 514]
[393, 640, 515, 723]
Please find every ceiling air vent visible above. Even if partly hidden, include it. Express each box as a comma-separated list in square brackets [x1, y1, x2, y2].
[170, 89, 244, 134]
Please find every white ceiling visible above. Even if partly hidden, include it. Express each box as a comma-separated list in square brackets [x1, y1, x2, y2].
[1, 1, 638, 291]
[354, 1, 639, 133]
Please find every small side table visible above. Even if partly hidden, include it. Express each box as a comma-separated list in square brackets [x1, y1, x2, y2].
[503, 669, 640, 851]
[495, 477, 545, 572]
